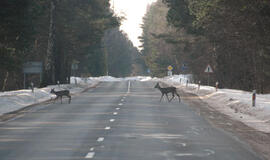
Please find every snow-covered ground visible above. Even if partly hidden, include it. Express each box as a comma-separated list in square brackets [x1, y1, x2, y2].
[163, 75, 270, 133]
[0, 77, 98, 116]
[1, 75, 270, 134]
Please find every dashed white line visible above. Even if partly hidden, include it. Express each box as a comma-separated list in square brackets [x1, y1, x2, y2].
[85, 152, 95, 159]
[110, 119, 115, 122]
[90, 147, 94, 151]
[118, 103, 123, 106]
[116, 108, 120, 110]
[105, 126, 111, 130]
[113, 112, 118, 115]
[97, 137, 104, 142]
[121, 99, 124, 102]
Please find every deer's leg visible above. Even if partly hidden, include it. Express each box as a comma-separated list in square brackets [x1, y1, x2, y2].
[160, 93, 164, 102]
[165, 93, 170, 102]
[175, 91, 181, 102]
[169, 92, 175, 102]
[53, 96, 58, 103]
[68, 95, 71, 104]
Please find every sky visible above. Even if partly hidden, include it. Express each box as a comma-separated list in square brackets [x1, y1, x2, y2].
[110, 0, 157, 48]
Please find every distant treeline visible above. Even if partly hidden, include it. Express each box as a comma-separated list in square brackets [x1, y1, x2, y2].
[0, 0, 140, 91]
[140, 0, 270, 93]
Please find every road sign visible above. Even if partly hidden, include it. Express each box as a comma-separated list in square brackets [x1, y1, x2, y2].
[23, 61, 43, 89]
[23, 62, 42, 74]
[181, 63, 188, 71]
[168, 65, 173, 71]
[204, 64, 213, 73]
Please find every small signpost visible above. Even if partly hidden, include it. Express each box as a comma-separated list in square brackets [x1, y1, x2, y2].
[23, 62, 43, 89]
[181, 63, 188, 72]
[204, 64, 213, 86]
[72, 60, 79, 85]
[167, 65, 173, 76]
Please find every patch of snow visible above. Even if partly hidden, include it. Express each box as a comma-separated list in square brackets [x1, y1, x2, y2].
[163, 75, 270, 133]
[0, 79, 98, 116]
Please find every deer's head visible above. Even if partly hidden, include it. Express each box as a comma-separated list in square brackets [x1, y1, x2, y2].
[154, 83, 160, 88]
[50, 88, 55, 93]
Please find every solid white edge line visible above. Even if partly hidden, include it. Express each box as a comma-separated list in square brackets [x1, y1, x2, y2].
[85, 152, 95, 159]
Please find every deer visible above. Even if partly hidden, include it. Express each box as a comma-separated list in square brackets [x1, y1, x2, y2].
[50, 88, 71, 104]
[154, 82, 181, 102]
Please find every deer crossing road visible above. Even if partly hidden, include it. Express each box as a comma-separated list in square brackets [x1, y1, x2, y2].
[0, 81, 262, 160]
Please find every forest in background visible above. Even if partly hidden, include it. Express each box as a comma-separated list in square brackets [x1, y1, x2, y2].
[140, 0, 270, 93]
[0, 0, 141, 91]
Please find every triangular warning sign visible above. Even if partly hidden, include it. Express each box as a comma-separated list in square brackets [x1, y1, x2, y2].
[204, 64, 213, 73]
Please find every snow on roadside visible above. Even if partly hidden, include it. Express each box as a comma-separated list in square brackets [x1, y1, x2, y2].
[164, 75, 270, 133]
[0, 76, 155, 117]
[3, 74, 269, 134]
[0, 78, 98, 116]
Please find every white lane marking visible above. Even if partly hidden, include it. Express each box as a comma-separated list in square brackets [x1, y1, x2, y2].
[97, 137, 104, 142]
[180, 143, 187, 147]
[110, 119, 115, 122]
[116, 108, 120, 110]
[85, 152, 95, 159]
[121, 99, 124, 102]
[113, 112, 118, 115]
[118, 103, 123, 106]
[105, 126, 111, 130]
[127, 81, 131, 93]
[123, 97, 126, 99]
[204, 149, 215, 156]
[90, 147, 94, 151]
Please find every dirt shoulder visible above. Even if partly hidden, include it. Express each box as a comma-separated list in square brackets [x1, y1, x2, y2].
[180, 90, 270, 160]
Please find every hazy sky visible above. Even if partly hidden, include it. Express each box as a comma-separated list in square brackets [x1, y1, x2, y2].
[111, 0, 157, 48]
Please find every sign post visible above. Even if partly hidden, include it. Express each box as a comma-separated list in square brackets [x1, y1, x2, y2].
[72, 60, 79, 85]
[23, 62, 43, 89]
[204, 64, 213, 86]
[167, 65, 173, 76]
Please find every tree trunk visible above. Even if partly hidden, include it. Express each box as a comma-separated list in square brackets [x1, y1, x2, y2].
[44, 0, 56, 85]
[1, 71, 9, 91]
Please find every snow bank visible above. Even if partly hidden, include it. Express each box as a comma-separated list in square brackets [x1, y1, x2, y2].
[0, 78, 98, 116]
[163, 75, 270, 133]
[2, 74, 269, 134]
[86, 76, 156, 82]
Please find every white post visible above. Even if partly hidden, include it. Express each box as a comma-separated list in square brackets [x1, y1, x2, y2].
[252, 90, 256, 107]
[30, 82, 34, 93]
[216, 82, 219, 92]
[57, 80, 60, 88]
[198, 80, 201, 91]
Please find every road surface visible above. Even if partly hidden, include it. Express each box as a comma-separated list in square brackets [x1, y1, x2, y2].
[0, 81, 263, 160]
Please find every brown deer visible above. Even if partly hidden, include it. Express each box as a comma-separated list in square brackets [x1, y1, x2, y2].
[50, 88, 71, 104]
[154, 82, 181, 102]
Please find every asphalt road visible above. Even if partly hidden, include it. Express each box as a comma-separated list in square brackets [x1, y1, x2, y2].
[0, 81, 263, 160]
